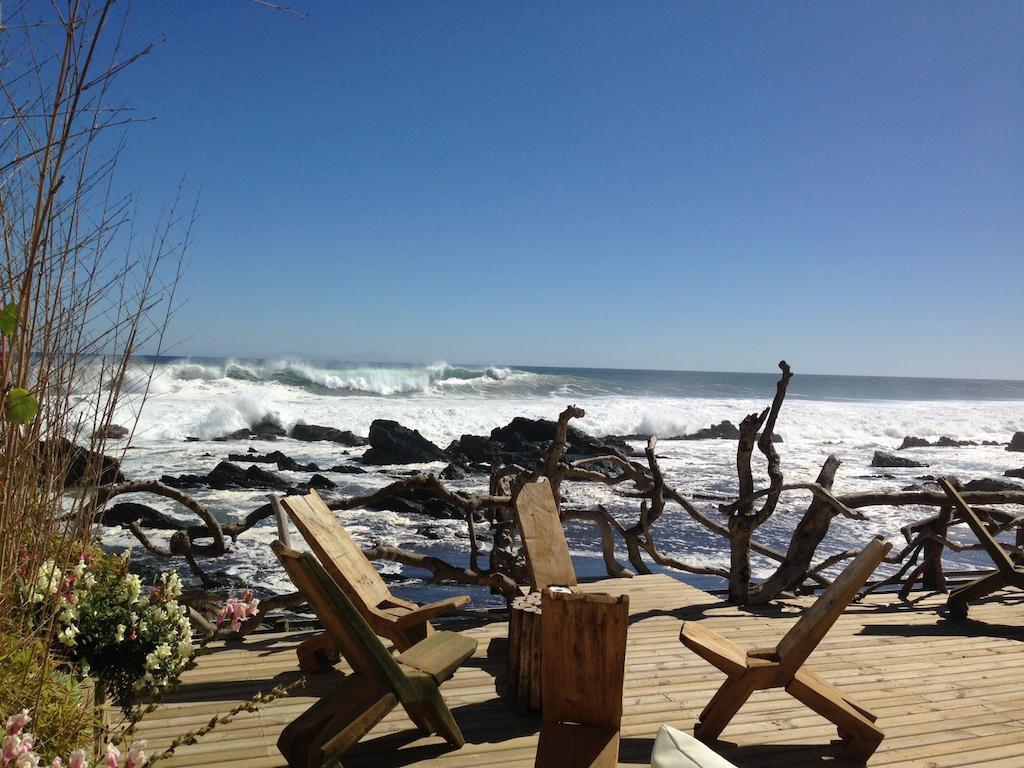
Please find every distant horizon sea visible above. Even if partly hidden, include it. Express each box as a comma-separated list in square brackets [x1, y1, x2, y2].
[103, 357, 1024, 604]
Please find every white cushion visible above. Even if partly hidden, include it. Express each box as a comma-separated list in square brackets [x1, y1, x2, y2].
[650, 724, 739, 768]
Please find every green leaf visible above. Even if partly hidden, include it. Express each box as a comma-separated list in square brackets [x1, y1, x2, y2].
[5, 388, 39, 424]
[0, 303, 17, 336]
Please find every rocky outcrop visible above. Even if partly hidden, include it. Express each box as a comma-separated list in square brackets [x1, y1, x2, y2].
[662, 420, 782, 442]
[366, 485, 469, 520]
[42, 438, 125, 487]
[214, 417, 286, 441]
[99, 502, 187, 530]
[446, 417, 639, 471]
[1005, 467, 1024, 479]
[328, 464, 367, 474]
[361, 420, 448, 465]
[227, 450, 319, 472]
[898, 435, 1000, 449]
[871, 451, 928, 469]
[161, 461, 290, 491]
[1008, 432, 1024, 452]
[303, 473, 336, 490]
[963, 477, 1023, 492]
[290, 424, 366, 446]
[93, 424, 129, 440]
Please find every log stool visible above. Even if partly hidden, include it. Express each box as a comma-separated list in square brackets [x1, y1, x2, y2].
[507, 591, 543, 713]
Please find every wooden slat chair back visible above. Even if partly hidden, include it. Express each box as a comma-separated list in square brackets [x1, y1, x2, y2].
[536, 590, 629, 768]
[282, 490, 470, 668]
[774, 536, 892, 676]
[680, 535, 892, 761]
[515, 479, 577, 591]
[284, 491, 394, 611]
[939, 477, 1024, 620]
[272, 541, 477, 766]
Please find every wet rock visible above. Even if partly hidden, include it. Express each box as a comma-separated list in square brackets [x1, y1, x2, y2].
[42, 438, 125, 487]
[303, 473, 336, 490]
[328, 464, 367, 474]
[1005, 467, 1024, 479]
[291, 424, 367, 446]
[99, 502, 187, 530]
[898, 435, 999, 449]
[963, 477, 1023, 492]
[163, 461, 291, 491]
[1008, 432, 1024, 452]
[228, 450, 319, 472]
[93, 424, 129, 440]
[440, 463, 468, 481]
[367, 486, 463, 520]
[415, 525, 445, 540]
[665, 420, 783, 442]
[447, 416, 640, 471]
[362, 420, 448, 465]
[871, 451, 928, 469]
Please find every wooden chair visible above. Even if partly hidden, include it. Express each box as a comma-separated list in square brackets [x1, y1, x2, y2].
[282, 490, 470, 670]
[939, 477, 1024, 620]
[535, 590, 629, 768]
[515, 478, 577, 591]
[272, 541, 478, 767]
[680, 536, 892, 761]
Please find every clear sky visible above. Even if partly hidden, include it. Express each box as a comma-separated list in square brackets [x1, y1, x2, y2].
[108, 1, 1021, 379]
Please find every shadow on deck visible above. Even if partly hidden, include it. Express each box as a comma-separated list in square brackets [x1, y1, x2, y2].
[135, 574, 1024, 768]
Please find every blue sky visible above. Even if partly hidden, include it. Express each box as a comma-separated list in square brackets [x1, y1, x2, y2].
[109, 1, 1021, 378]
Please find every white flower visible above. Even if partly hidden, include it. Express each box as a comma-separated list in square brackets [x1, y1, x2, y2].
[114, 624, 126, 643]
[124, 574, 142, 602]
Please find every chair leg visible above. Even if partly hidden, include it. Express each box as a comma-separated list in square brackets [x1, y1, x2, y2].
[946, 571, 1009, 620]
[296, 631, 340, 673]
[694, 674, 757, 743]
[402, 685, 465, 747]
[787, 669, 883, 761]
[278, 674, 394, 767]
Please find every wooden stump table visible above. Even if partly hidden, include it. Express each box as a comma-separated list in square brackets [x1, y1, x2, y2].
[507, 591, 543, 713]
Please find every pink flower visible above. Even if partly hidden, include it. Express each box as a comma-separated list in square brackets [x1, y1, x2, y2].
[3, 734, 22, 761]
[4, 711, 30, 736]
[67, 751, 87, 768]
[103, 744, 119, 768]
[124, 741, 146, 768]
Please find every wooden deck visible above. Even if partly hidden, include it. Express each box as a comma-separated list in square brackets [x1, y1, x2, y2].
[136, 574, 1024, 767]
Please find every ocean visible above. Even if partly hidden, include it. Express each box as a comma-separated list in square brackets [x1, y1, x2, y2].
[103, 358, 1024, 606]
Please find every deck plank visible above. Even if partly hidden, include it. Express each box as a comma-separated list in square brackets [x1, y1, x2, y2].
[133, 574, 1024, 767]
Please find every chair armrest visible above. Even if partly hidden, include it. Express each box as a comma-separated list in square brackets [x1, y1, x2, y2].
[394, 595, 471, 627]
[680, 621, 749, 677]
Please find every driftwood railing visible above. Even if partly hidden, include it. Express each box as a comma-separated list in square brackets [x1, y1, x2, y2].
[82, 362, 1024, 626]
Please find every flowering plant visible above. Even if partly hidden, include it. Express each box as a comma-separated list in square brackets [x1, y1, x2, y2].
[215, 590, 260, 632]
[21, 550, 193, 712]
[2, 709, 145, 768]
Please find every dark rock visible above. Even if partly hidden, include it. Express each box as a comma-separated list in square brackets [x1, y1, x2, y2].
[898, 436, 930, 450]
[963, 478, 1023, 493]
[1005, 467, 1024, 479]
[871, 451, 928, 469]
[251, 417, 286, 438]
[451, 434, 496, 463]
[897, 435, 998, 449]
[227, 450, 319, 472]
[328, 464, 367, 474]
[362, 420, 448, 465]
[303, 473, 336, 490]
[440, 463, 467, 481]
[415, 525, 445, 540]
[291, 424, 367, 446]
[666, 420, 783, 442]
[93, 424, 129, 440]
[168, 461, 291, 490]
[100, 502, 187, 530]
[367, 483, 464, 519]
[1008, 432, 1024, 452]
[42, 438, 125, 487]
[184, 436, 201, 442]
